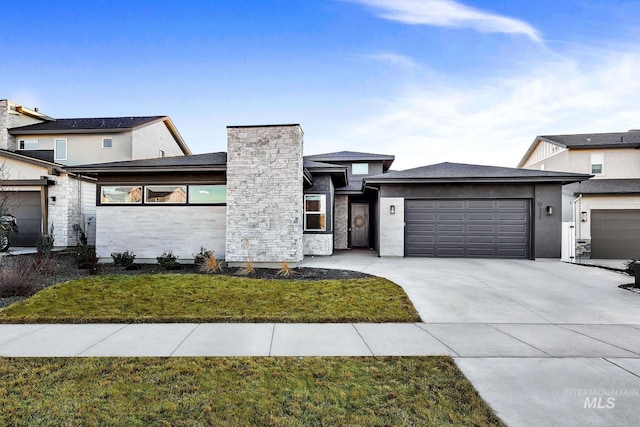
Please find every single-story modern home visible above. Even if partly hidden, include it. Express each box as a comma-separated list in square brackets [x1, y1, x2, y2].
[68, 124, 591, 265]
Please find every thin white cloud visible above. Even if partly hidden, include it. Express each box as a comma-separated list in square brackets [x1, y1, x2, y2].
[367, 52, 420, 70]
[348, 0, 541, 42]
[310, 47, 640, 170]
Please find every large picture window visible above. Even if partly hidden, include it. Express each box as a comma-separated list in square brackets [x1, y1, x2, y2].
[101, 186, 142, 204]
[188, 185, 226, 204]
[304, 194, 326, 231]
[145, 185, 187, 204]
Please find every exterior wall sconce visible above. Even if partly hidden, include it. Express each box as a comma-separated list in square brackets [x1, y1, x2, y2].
[50, 196, 56, 202]
[390, 205, 396, 215]
[580, 211, 588, 222]
[546, 206, 553, 216]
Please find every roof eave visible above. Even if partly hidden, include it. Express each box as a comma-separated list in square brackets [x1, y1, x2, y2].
[364, 176, 592, 185]
[9, 128, 135, 135]
[65, 165, 227, 174]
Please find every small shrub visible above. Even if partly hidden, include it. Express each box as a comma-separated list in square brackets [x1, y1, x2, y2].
[157, 252, 181, 270]
[111, 251, 136, 267]
[76, 245, 98, 272]
[199, 252, 222, 274]
[625, 259, 639, 276]
[36, 226, 55, 258]
[277, 261, 294, 277]
[237, 260, 255, 276]
[193, 247, 214, 266]
[0, 256, 55, 297]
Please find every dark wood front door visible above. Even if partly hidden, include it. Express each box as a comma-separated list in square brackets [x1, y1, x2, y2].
[351, 203, 369, 247]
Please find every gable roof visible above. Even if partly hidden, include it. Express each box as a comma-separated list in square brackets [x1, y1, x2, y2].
[517, 130, 640, 167]
[364, 162, 592, 185]
[66, 152, 227, 174]
[305, 151, 395, 171]
[9, 116, 191, 155]
[564, 179, 640, 196]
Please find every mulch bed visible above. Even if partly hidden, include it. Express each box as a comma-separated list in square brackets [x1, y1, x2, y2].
[0, 253, 371, 308]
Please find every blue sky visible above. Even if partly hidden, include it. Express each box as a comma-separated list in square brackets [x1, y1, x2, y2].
[2, 0, 640, 169]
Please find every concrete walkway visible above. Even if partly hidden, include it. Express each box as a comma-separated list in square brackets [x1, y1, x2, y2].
[1, 252, 639, 426]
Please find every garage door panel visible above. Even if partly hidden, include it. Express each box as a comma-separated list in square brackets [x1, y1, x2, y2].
[437, 200, 464, 209]
[468, 225, 495, 233]
[467, 213, 495, 221]
[467, 200, 496, 209]
[405, 199, 530, 259]
[5, 192, 42, 247]
[437, 212, 464, 221]
[498, 200, 528, 209]
[591, 210, 640, 259]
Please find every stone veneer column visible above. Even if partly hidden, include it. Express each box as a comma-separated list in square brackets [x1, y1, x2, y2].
[225, 125, 304, 266]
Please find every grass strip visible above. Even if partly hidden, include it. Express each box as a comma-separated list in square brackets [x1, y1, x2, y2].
[0, 356, 504, 426]
[0, 274, 420, 323]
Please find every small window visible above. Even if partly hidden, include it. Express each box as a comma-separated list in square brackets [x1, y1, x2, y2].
[18, 139, 39, 150]
[188, 185, 226, 204]
[101, 186, 142, 204]
[102, 138, 113, 148]
[145, 185, 187, 204]
[590, 153, 603, 174]
[352, 163, 369, 175]
[304, 194, 326, 231]
[54, 139, 67, 161]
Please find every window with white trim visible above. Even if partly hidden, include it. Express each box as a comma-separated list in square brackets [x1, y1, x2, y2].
[304, 194, 326, 231]
[54, 138, 67, 161]
[590, 153, 603, 175]
[102, 138, 113, 148]
[352, 163, 369, 175]
[18, 139, 39, 150]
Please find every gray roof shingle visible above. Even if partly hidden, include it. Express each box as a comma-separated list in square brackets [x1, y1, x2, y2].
[9, 116, 166, 134]
[67, 152, 227, 174]
[365, 162, 591, 184]
[564, 179, 640, 195]
[539, 131, 640, 149]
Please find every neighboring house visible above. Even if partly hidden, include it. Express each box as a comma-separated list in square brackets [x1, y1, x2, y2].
[0, 99, 190, 247]
[518, 130, 640, 259]
[69, 124, 590, 264]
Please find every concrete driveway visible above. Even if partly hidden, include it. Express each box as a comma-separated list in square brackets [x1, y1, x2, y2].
[302, 252, 640, 427]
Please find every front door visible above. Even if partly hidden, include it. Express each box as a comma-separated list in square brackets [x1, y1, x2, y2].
[351, 203, 369, 247]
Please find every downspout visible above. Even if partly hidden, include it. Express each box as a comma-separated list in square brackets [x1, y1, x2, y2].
[571, 194, 583, 263]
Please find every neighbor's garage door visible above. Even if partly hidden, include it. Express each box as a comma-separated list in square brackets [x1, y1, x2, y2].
[7, 192, 42, 247]
[405, 199, 531, 258]
[591, 209, 640, 259]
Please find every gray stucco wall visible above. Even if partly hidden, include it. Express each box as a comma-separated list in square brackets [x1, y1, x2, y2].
[225, 125, 304, 266]
[533, 183, 563, 258]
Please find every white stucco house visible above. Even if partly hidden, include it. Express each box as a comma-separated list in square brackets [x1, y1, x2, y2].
[519, 130, 640, 259]
[0, 99, 190, 247]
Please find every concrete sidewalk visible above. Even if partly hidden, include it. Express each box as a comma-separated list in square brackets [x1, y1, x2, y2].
[2, 322, 640, 358]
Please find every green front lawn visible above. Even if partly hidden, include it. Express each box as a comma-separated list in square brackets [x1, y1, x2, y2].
[0, 357, 504, 426]
[0, 274, 420, 323]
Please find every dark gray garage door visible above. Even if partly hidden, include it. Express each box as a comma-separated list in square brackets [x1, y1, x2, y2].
[405, 199, 531, 258]
[5, 192, 42, 247]
[591, 209, 640, 259]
